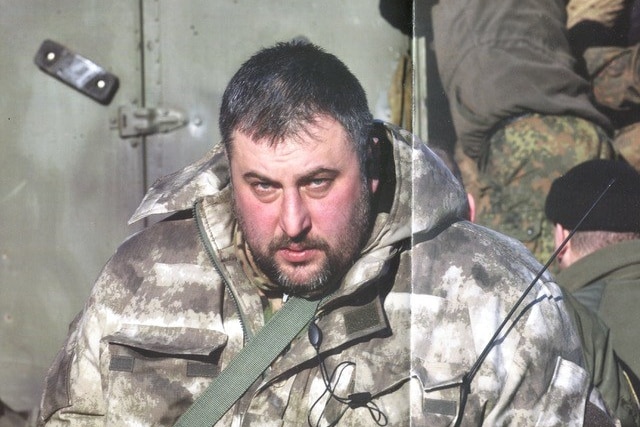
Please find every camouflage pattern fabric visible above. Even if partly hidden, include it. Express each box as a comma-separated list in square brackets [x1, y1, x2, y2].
[584, 44, 640, 175]
[38, 122, 607, 426]
[431, 0, 612, 162]
[566, 0, 627, 30]
[612, 123, 640, 171]
[454, 117, 640, 425]
[585, 44, 640, 112]
[469, 114, 615, 264]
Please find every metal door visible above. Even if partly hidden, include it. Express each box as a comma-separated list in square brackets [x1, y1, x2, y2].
[0, 1, 145, 414]
[0, 0, 408, 416]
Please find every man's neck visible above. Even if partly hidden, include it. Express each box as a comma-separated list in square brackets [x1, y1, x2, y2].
[257, 288, 284, 322]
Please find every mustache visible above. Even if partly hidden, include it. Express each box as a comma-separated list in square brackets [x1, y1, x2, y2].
[268, 234, 331, 252]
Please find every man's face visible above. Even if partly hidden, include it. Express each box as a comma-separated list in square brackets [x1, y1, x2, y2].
[229, 116, 375, 297]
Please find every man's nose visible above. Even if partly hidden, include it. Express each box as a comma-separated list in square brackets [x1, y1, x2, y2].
[279, 190, 311, 238]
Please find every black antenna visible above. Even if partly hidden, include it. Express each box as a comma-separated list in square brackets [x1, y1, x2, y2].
[454, 177, 616, 426]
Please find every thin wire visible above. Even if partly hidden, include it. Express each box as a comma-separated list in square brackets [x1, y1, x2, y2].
[307, 342, 388, 426]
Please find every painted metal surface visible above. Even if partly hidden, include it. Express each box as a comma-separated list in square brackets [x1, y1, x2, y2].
[0, 1, 144, 412]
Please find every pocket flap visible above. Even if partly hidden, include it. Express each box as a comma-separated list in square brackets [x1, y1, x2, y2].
[106, 324, 227, 356]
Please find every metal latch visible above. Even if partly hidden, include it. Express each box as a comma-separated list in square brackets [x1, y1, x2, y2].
[117, 105, 188, 138]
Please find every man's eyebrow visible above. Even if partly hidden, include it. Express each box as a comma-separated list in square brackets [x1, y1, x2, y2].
[298, 167, 340, 180]
[242, 167, 340, 183]
[242, 171, 272, 182]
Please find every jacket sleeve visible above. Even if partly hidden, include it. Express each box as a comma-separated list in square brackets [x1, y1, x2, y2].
[37, 219, 230, 427]
[410, 222, 619, 426]
[477, 279, 616, 426]
[37, 231, 145, 427]
[38, 276, 113, 426]
[562, 290, 640, 426]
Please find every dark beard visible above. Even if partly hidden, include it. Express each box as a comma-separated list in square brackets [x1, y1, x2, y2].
[253, 237, 342, 297]
[234, 181, 373, 298]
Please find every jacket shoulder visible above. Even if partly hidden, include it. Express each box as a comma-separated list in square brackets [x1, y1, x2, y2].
[412, 220, 550, 297]
[97, 211, 205, 296]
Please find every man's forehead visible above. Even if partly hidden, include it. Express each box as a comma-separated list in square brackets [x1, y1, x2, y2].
[227, 123, 362, 183]
[229, 117, 352, 153]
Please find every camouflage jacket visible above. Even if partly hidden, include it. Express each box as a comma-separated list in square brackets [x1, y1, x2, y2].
[39, 122, 600, 426]
[431, 0, 611, 160]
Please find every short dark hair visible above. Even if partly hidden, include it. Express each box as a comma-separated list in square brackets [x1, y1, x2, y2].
[219, 41, 373, 168]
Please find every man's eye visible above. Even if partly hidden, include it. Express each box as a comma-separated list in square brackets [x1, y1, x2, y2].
[305, 178, 332, 196]
[309, 178, 330, 188]
[252, 182, 275, 193]
[249, 181, 280, 202]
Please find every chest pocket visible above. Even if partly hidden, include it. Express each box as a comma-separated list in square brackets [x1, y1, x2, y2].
[103, 324, 228, 422]
[409, 293, 480, 427]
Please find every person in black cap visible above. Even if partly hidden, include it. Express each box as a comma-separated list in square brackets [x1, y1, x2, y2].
[545, 158, 640, 378]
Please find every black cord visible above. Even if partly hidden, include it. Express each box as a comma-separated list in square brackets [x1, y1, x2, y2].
[307, 321, 388, 426]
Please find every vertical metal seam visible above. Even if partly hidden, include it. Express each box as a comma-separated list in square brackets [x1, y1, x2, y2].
[138, 0, 149, 225]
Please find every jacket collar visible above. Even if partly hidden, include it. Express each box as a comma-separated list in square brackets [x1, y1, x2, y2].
[557, 239, 640, 292]
[128, 144, 230, 224]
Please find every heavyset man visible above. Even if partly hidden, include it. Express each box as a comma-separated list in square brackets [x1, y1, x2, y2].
[39, 41, 615, 426]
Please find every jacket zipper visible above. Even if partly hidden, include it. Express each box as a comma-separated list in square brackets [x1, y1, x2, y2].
[192, 200, 251, 344]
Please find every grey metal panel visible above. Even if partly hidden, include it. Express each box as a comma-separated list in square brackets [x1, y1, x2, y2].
[0, 1, 144, 411]
[142, 0, 410, 188]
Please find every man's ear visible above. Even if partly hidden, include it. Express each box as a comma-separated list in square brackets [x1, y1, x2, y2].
[370, 176, 380, 194]
[554, 223, 571, 267]
[367, 136, 381, 194]
[554, 223, 571, 249]
[467, 193, 476, 223]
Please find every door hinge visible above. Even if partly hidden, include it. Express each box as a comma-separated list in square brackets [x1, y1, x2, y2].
[117, 105, 188, 138]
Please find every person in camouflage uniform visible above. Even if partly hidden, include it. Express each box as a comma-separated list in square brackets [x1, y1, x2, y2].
[584, 45, 640, 172]
[567, 0, 640, 174]
[39, 42, 615, 426]
[431, 0, 640, 264]
[430, 145, 640, 427]
[430, 0, 618, 264]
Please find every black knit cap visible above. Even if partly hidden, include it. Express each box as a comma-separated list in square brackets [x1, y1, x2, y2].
[545, 159, 640, 231]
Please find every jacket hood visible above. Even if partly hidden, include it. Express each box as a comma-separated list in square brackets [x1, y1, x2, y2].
[130, 122, 469, 244]
[364, 122, 469, 251]
[128, 144, 230, 224]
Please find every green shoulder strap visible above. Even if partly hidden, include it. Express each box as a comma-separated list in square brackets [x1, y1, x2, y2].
[173, 296, 321, 427]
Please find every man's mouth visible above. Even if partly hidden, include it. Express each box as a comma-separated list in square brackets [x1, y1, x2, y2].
[277, 246, 319, 264]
